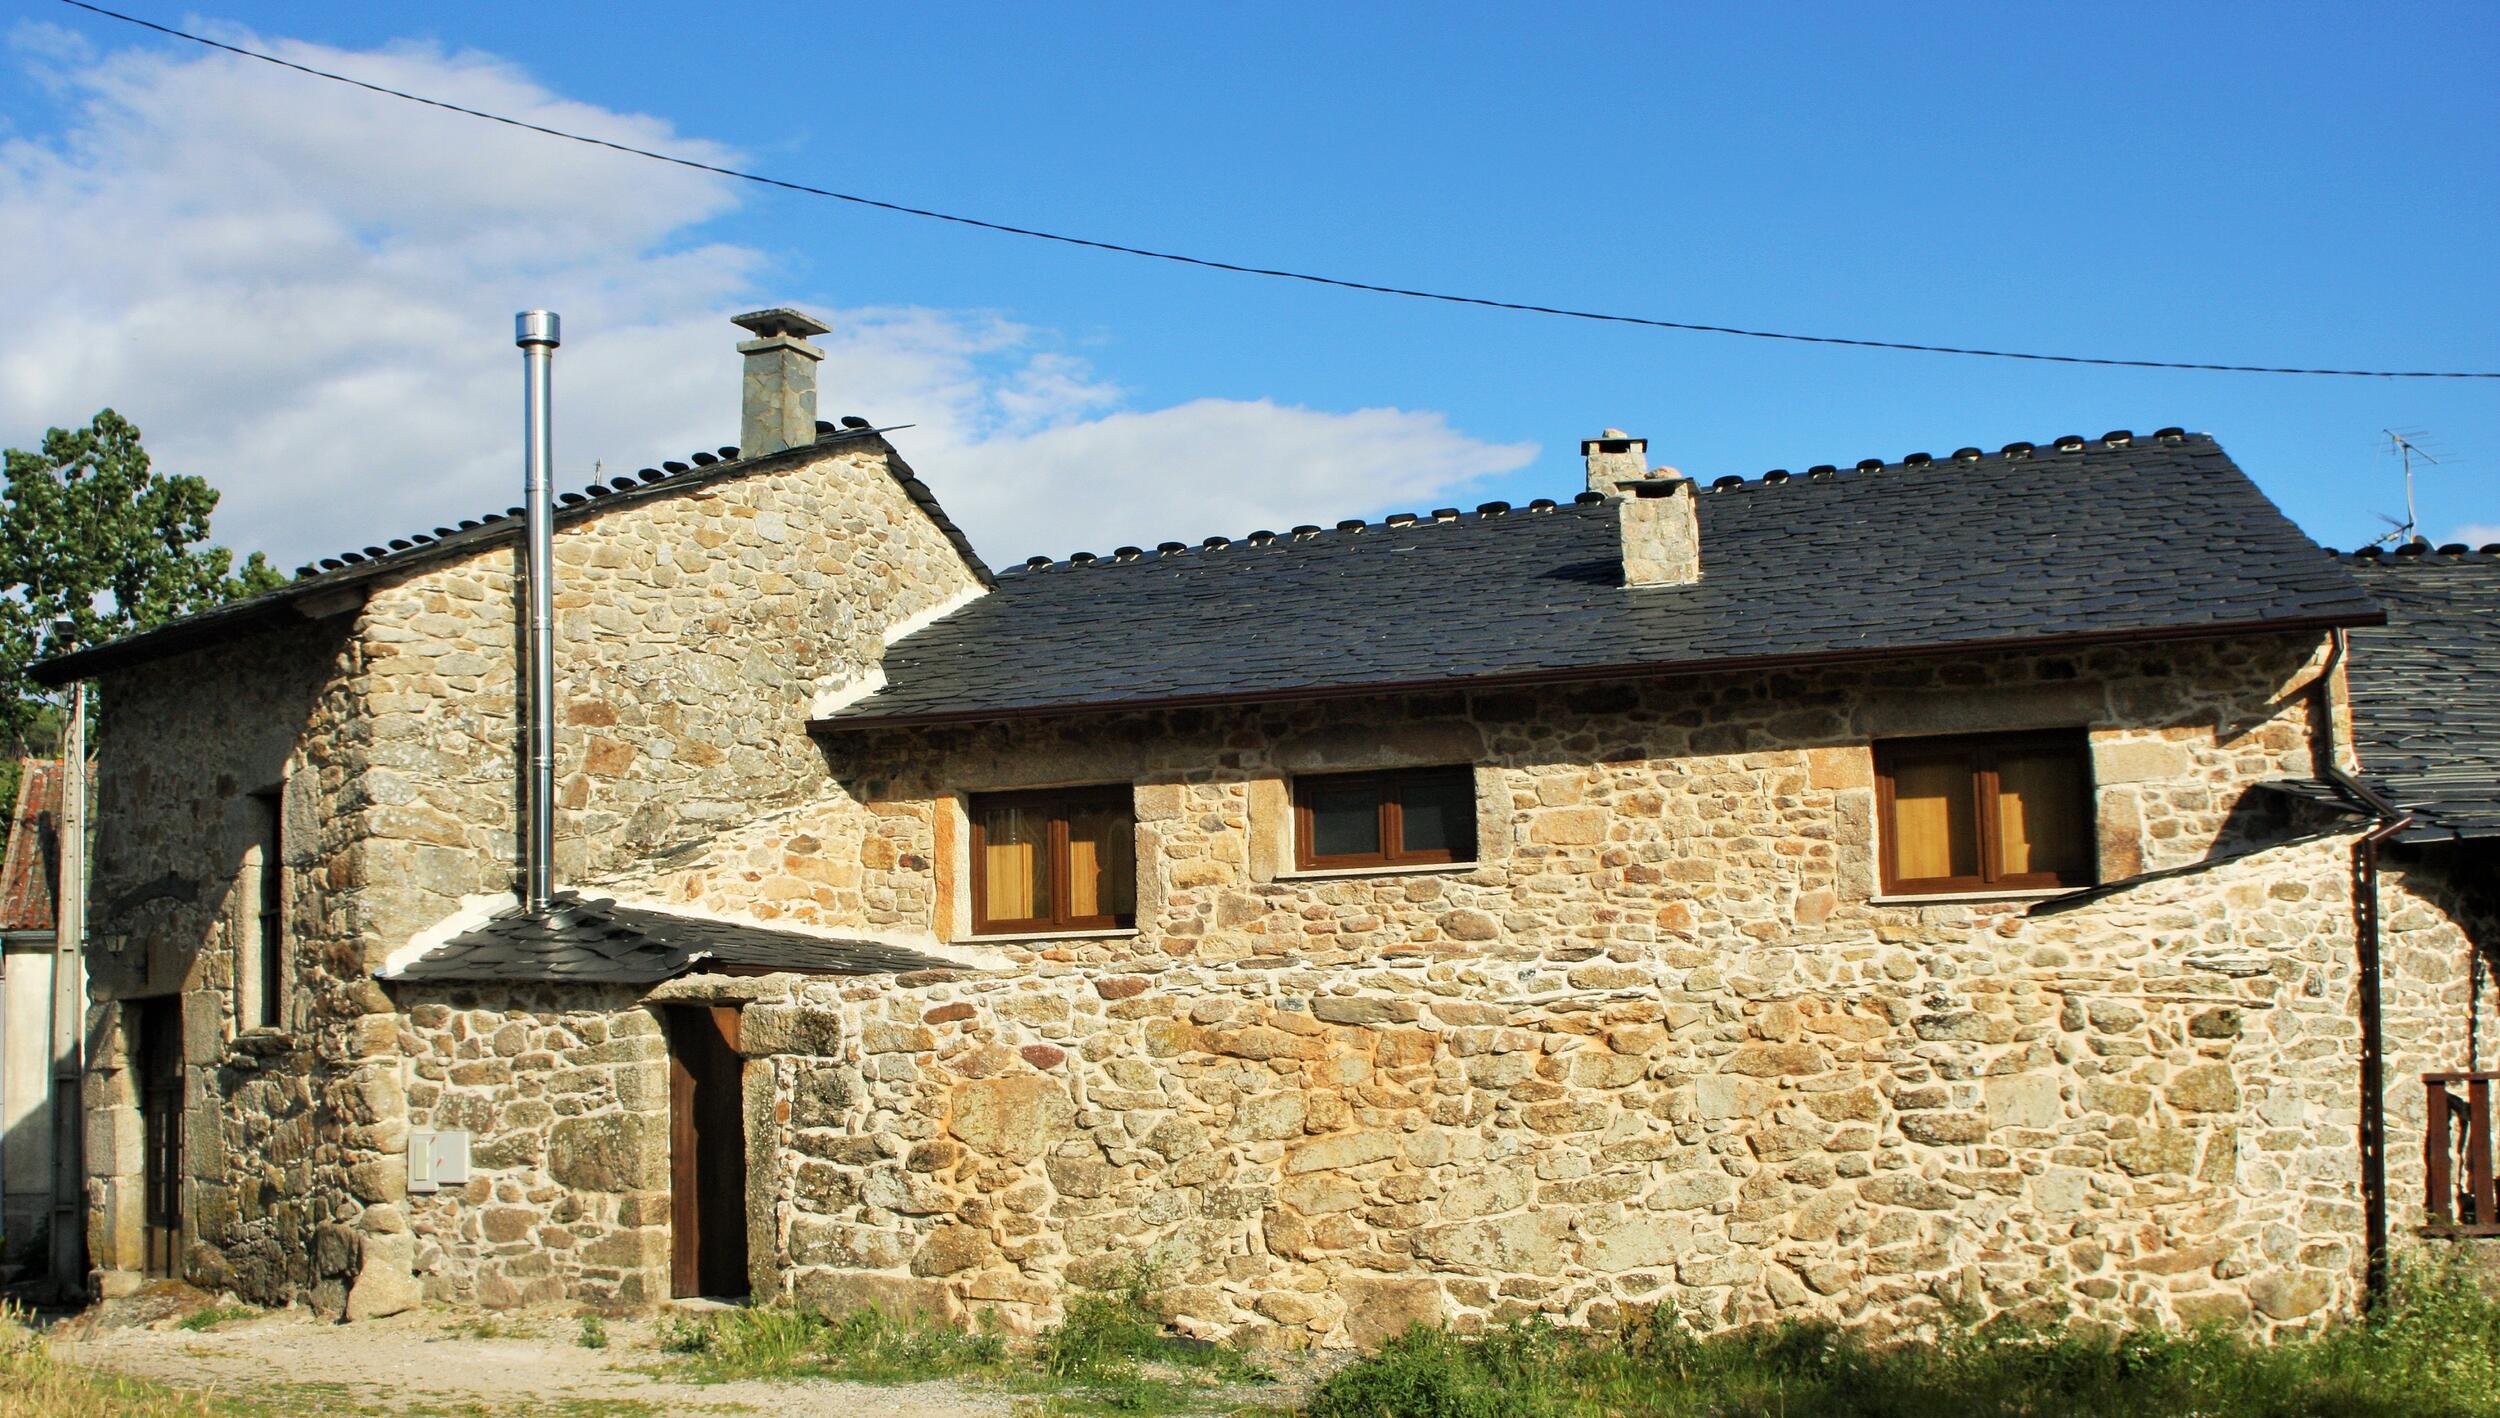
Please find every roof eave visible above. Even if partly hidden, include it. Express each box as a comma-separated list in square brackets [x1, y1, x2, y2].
[810, 608, 2385, 734]
[31, 425, 951, 687]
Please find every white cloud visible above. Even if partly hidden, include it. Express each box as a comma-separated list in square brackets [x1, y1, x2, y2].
[2449, 524, 2500, 548]
[806, 313, 1534, 557]
[0, 24, 1530, 570]
[934, 399, 1534, 556]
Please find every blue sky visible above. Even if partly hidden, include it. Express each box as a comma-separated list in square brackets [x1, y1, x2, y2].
[2, 1, 2493, 566]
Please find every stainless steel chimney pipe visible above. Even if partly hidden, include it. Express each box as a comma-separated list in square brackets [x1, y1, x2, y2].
[514, 310, 560, 915]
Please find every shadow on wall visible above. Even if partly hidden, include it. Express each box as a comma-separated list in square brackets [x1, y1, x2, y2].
[2386, 838, 2500, 1062]
[2025, 785, 2338, 920]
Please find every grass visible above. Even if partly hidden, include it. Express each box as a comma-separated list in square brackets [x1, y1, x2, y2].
[1308, 1254, 2500, 1418]
[576, 1314, 609, 1350]
[654, 1264, 1273, 1413]
[1, 1304, 220, 1417]
[1026, 1266, 1273, 1413]
[440, 1313, 539, 1341]
[177, 1304, 262, 1333]
[2, 1303, 668, 1418]
[658, 1299, 1012, 1385]
[24, 1256, 2493, 1418]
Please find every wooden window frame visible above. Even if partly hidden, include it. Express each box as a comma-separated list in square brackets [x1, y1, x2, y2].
[1291, 765, 1478, 872]
[968, 786, 1136, 936]
[1874, 730, 2095, 896]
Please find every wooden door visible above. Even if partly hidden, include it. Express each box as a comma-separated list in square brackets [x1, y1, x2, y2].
[134, 997, 183, 1278]
[665, 1006, 750, 1299]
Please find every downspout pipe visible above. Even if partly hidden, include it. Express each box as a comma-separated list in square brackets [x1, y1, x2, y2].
[2311, 628, 2413, 1308]
[514, 312, 560, 917]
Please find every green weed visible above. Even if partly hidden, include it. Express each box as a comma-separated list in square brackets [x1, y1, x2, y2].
[658, 1302, 1009, 1385]
[1024, 1264, 1271, 1413]
[655, 1266, 1268, 1414]
[175, 1304, 260, 1333]
[1308, 1253, 2500, 1418]
[440, 1313, 536, 1341]
[0, 1304, 219, 1417]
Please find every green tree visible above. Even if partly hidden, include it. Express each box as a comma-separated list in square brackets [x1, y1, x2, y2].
[0, 409, 286, 751]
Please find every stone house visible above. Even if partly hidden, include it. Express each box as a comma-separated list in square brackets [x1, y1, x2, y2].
[30, 309, 2500, 1342]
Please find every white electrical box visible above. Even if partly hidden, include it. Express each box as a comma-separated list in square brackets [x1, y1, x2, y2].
[407, 1130, 472, 1194]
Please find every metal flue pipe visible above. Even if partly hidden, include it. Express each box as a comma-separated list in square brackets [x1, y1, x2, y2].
[515, 310, 560, 915]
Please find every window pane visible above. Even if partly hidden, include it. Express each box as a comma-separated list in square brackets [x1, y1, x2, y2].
[980, 804, 1050, 922]
[1997, 751, 2089, 878]
[1307, 781, 1381, 858]
[1891, 758, 1977, 881]
[1395, 772, 1476, 859]
[1065, 803, 1135, 921]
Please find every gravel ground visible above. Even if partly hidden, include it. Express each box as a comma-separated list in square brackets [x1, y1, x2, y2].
[48, 1302, 1022, 1417]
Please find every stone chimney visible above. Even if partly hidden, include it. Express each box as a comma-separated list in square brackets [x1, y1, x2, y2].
[1581, 428, 1647, 496]
[733, 307, 831, 457]
[1582, 428, 1699, 587]
[1616, 477, 1701, 586]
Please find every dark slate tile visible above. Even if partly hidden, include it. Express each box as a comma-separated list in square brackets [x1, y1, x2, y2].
[835, 434, 2382, 727]
[2340, 552, 2500, 842]
[386, 891, 949, 984]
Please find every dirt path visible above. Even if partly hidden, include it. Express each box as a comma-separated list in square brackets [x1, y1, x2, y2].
[51, 1305, 1017, 1417]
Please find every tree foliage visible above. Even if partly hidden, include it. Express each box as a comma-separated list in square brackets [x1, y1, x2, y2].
[0, 409, 285, 746]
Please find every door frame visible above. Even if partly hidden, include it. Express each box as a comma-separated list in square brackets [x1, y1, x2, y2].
[664, 1005, 750, 1299]
[132, 996, 183, 1279]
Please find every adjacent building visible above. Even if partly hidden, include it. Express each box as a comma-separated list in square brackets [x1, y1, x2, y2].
[1, 758, 78, 1285]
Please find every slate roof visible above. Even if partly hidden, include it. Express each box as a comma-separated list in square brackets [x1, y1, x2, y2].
[383, 890, 949, 984]
[2333, 543, 2500, 842]
[0, 759, 61, 934]
[30, 421, 991, 686]
[824, 431, 2383, 728]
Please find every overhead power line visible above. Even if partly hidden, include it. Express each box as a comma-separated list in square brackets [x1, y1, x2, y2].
[59, 0, 2500, 381]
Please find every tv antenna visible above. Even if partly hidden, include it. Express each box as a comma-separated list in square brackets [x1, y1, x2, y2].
[2369, 429, 2439, 547]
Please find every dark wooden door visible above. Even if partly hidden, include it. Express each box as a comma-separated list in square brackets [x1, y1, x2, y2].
[134, 997, 183, 1278]
[666, 1006, 750, 1299]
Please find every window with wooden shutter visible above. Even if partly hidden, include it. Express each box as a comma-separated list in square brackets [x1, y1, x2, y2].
[969, 787, 1135, 934]
[1875, 732, 2094, 895]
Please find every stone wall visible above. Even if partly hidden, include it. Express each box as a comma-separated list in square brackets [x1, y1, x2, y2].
[2378, 845, 2500, 1237]
[84, 614, 372, 1306]
[658, 832, 2467, 1346]
[348, 439, 986, 968]
[351, 831, 2497, 1343]
[491, 627, 2483, 1339]
[77, 435, 988, 1311]
[390, 983, 670, 1309]
[609, 634, 2335, 967]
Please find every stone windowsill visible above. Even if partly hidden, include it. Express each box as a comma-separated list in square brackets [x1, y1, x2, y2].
[1867, 886, 2081, 907]
[962, 927, 1141, 945]
[1274, 861, 1481, 883]
[226, 1028, 295, 1062]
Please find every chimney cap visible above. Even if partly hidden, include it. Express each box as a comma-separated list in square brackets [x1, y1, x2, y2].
[1620, 477, 1693, 499]
[514, 310, 560, 348]
[732, 307, 831, 341]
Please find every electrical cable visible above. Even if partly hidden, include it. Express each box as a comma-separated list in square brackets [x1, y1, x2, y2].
[56, 0, 2500, 381]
